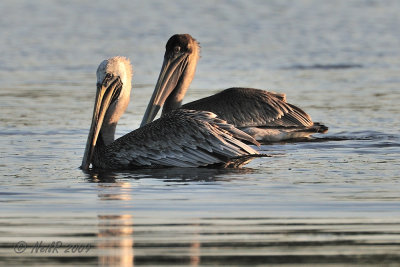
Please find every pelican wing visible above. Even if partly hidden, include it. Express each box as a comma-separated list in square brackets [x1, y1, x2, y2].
[98, 110, 259, 169]
[182, 88, 313, 128]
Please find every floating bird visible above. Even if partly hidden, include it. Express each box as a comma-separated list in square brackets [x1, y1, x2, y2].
[81, 56, 261, 171]
[141, 34, 328, 142]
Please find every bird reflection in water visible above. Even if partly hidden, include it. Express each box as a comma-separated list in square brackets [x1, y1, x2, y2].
[85, 167, 257, 183]
[97, 214, 202, 266]
[83, 168, 257, 266]
[97, 214, 134, 267]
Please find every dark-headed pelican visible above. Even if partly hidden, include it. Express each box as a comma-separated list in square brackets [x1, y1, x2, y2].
[81, 56, 261, 171]
[141, 34, 328, 142]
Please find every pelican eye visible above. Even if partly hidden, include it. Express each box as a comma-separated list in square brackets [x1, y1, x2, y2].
[173, 46, 181, 53]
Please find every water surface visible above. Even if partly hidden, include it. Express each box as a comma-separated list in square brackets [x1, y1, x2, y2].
[1, 0, 400, 265]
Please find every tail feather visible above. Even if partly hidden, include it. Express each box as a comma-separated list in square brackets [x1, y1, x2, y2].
[209, 153, 272, 168]
[293, 122, 328, 134]
[311, 122, 329, 134]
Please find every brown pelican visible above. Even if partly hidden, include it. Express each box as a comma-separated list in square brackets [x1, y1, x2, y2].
[81, 56, 261, 171]
[141, 34, 328, 142]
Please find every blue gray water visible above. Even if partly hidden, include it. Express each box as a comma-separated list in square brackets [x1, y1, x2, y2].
[1, 0, 400, 266]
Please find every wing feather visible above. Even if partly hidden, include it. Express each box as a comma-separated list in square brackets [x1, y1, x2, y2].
[95, 109, 259, 169]
[181, 87, 313, 128]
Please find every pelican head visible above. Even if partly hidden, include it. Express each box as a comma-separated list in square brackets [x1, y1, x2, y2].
[140, 34, 200, 127]
[81, 56, 133, 170]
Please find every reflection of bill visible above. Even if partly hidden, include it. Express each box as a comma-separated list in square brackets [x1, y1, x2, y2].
[97, 180, 132, 201]
[190, 224, 201, 266]
[98, 214, 134, 267]
[94, 180, 134, 266]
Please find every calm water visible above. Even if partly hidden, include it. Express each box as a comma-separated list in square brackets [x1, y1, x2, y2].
[1, 0, 400, 266]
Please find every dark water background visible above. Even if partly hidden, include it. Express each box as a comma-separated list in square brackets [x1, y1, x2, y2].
[1, 0, 399, 265]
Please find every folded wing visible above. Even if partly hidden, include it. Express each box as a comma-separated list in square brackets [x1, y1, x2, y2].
[99, 109, 260, 169]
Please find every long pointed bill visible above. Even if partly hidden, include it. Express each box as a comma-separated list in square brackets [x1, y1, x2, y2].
[81, 75, 122, 170]
[140, 54, 188, 127]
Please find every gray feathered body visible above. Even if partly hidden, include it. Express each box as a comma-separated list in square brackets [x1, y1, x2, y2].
[93, 109, 259, 170]
[181, 88, 328, 141]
